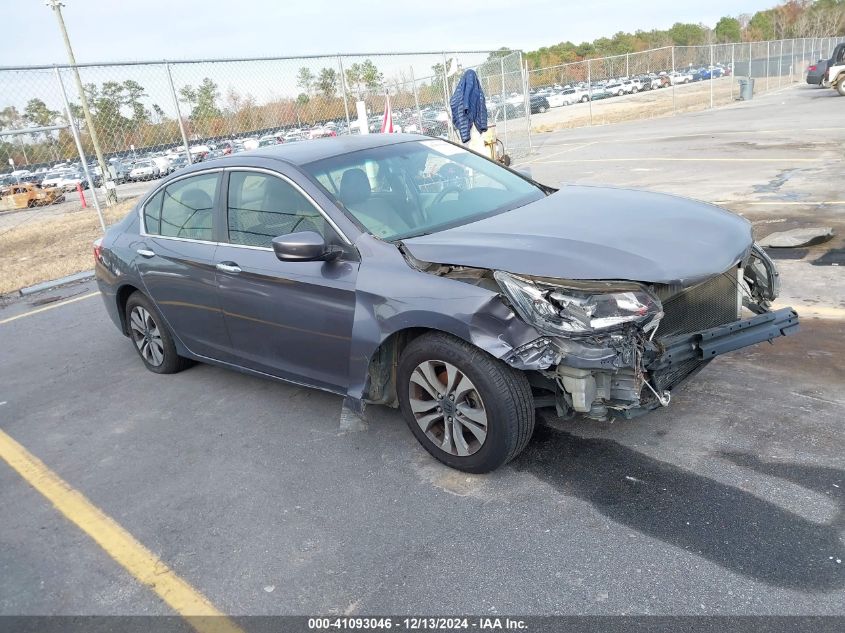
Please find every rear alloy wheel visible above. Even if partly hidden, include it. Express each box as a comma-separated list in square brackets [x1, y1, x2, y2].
[125, 291, 192, 374]
[397, 332, 534, 473]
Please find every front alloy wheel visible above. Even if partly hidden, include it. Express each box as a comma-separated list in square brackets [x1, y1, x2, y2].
[397, 332, 535, 473]
[409, 360, 488, 457]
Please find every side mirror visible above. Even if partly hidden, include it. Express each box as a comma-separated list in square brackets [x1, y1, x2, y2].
[272, 231, 340, 262]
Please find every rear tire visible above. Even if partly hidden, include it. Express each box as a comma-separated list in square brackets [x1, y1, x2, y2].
[125, 291, 192, 374]
[837, 79, 845, 96]
[397, 332, 534, 473]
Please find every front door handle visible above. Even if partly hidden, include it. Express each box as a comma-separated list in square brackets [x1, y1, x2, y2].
[216, 262, 242, 274]
[136, 248, 155, 258]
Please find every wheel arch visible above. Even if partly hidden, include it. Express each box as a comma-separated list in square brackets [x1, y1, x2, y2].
[352, 299, 540, 409]
[115, 283, 142, 335]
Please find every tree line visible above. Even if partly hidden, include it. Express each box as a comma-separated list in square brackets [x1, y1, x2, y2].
[519, 0, 845, 69]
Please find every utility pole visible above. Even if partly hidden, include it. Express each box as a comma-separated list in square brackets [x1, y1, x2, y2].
[46, 0, 116, 205]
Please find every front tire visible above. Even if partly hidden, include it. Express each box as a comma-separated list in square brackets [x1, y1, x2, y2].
[837, 79, 845, 96]
[125, 291, 192, 374]
[397, 332, 534, 473]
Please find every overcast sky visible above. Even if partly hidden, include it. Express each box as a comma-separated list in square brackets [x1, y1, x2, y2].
[4, 0, 776, 66]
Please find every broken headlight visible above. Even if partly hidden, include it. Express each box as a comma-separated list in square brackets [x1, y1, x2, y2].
[494, 271, 662, 336]
[744, 242, 780, 304]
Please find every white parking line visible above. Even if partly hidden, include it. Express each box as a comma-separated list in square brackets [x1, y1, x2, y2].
[0, 292, 100, 326]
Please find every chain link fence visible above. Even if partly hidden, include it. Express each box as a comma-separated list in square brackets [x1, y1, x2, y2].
[1, 50, 535, 211]
[526, 36, 845, 132]
[2, 37, 844, 213]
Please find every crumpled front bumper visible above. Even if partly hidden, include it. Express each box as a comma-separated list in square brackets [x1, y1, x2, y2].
[646, 307, 799, 375]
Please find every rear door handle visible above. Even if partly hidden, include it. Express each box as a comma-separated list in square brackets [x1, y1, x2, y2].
[136, 248, 155, 258]
[216, 262, 241, 274]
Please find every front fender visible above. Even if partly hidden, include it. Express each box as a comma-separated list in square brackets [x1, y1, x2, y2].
[344, 236, 541, 405]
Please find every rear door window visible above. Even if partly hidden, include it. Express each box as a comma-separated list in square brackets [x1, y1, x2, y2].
[145, 173, 219, 241]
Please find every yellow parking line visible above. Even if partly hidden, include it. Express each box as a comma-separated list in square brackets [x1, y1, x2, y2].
[774, 304, 845, 320]
[0, 291, 100, 326]
[0, 429, 244, 633]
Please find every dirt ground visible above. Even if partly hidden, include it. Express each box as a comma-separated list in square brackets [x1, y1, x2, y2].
[0, 199, 135, 295]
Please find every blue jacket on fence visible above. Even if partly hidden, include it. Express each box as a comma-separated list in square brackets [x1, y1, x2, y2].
[450, 69, 488, 143]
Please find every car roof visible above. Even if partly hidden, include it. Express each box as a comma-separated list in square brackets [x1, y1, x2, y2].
[235, 132, 428, 166]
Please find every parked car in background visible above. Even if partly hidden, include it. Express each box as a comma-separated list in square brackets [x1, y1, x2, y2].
[626, 78, 644, 93]
[670, 70, 694, 84]
[151, 156, 173, 177]
[57, 171, 85, 191]
[170, 155, 190, 170]
[605, 81, 626, 97]
[826, 43, 845, 95]
[694, 66, 724, 81]
[546, 91, 571, 108]
[529, 95, 550, 113]
[129, 160, 160, 181]
[94, 134, 796, 473]
[562, 87, 591, 102]
[807, 59, 830, 86]
[1, 182, 65, 211]
[40, 170, 71, 189]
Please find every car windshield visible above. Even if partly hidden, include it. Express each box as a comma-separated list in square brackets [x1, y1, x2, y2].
[302, 139, 545, 241]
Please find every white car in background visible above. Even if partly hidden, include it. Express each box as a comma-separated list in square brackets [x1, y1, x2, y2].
[56, 172, 85, 191]
[150, 156, 173, 176]
[128, 160, 159, 181]
[562, 87, 591, 103]
[40, 170, 71, 188]
[670, 71, 694, 84]
[546, 92, 572, 108]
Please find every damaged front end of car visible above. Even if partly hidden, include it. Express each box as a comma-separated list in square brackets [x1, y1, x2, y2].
[423, 244, 798, 422]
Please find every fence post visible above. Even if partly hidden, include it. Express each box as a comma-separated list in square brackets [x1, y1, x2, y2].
[337, 56, 352, 134]
[523, 57, 532, 155]
[409, 65, 423, 134]
[709, 44, 714, 108]
[55, 67, 105, 232]
[500, 56, 509, 148]
[626, 53, 629, 77]
[766, 40, 770, 91]
[586, 58, 593, 126]
[778, 40, 783, 88]
[165, 62, 192, 164]
[441, 53, 454, 141]
[749, 41, 753, 80]
[802, 38, 806, 81]
[730, 44, 735, 100]
[671, 47, 676, 115]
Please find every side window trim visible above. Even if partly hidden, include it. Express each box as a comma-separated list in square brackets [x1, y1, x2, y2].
[138, 168, 222, 244]
[223, 167, 352, 247]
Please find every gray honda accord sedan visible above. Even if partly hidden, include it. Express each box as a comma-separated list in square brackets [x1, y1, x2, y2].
[95, 133, 798, 472]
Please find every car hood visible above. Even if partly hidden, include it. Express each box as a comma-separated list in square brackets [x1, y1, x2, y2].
[401, 185, 753, 286]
